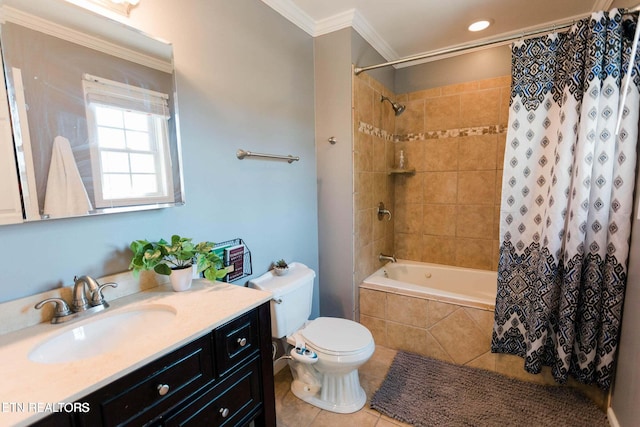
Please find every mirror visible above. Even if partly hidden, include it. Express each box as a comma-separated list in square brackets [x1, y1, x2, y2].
[0, 0, 184, 224]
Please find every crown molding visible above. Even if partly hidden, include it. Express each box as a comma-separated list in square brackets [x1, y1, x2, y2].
[260, 0, 399, 62]
[314, 8, 355, 36]
[351, 9, 398, 61]
[260, 0, 315, 36]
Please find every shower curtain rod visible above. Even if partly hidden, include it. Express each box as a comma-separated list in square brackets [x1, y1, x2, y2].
[354, 4, 640, 75]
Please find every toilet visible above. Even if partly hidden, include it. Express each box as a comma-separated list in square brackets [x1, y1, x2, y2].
[249, 262, 375, 413]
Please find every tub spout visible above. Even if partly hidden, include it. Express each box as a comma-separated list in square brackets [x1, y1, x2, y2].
[379, 253, 397, 263]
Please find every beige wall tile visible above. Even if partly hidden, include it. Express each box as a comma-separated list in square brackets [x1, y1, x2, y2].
[424, 138, 458, 171]
[464, 307, 495, 335]
[424, 171, 458, 204]
[455, 238, 495, 270]
[422, 235, 456, 265]
[429, 309, 491, 364]
[394, 173, 423, 205]
[360, 314, 387, 347]
[407, 87, 441, 100]
[499, 86, 512, 127]
[356, 172, 374, 211]
[387, 293, 428, 328]
[425, 95, 460, 131]
[458, 134, 497, 171]
[359, 134, 374, 172]
[394, 203, 423, 234]
[477, 75, 511, 90]
[395, 233, 422, 261]
[493, 205, 502, 239]
[423, 204, 457, 236]
[385, 140, 396, 170]
[386, 322, 428, 355]
[442, 80, 479, 95]
[457, 170, 496, 205]
[466, 351, 497, 371]
[460, 89, 500, 128]
[404, 140, 425, 171]
[355, 77, 374, 125]
[427, 300, 458, 326]
[360, 288, 386, 318]
[491, 240, 500, 271]
[373, 137, 387, 173]
[356, 242, 375, 284]
[494, 171, 503, 205]
[357, 208, 373, 246]
[395, 99, 424, 134]
[456, 205, 494, 239]
[372, 172, 389, 206]
[424, 330, 455, 362]
[496, 133, 507, 170]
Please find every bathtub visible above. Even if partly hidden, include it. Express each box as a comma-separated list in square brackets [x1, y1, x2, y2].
[360, 259, 497, 311]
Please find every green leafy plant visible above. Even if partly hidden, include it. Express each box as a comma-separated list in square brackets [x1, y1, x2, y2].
[129, 235, 228, 281]
[274, 259, 288, 269]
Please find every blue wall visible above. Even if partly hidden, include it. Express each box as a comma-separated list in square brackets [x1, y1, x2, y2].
[0, 0, 320, 317]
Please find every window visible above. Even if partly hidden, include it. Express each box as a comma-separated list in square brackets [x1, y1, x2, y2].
[83, 74, 174, 208]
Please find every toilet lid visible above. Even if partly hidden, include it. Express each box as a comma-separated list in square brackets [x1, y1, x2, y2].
[300, 317, 373, 355]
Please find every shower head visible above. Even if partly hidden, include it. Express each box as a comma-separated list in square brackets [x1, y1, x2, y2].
[381, 95, 406, 116]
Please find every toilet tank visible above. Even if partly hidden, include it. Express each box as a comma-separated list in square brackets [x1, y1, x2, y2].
[248, 262, 316, 338]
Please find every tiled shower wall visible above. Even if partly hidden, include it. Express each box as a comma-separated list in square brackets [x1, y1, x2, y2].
[353, 74, 608, 407]
[393, 76, 511, 271]
[352, 73, 395, 288]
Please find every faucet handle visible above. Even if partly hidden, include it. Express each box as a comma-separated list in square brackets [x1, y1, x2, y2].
[90, 282, 118, 306]
[35, 298, 72, 317]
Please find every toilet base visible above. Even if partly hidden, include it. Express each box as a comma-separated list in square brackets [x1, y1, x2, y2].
[290, 369, 367, 414]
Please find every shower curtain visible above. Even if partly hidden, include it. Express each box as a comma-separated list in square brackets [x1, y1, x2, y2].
[492, 9, 640, 389]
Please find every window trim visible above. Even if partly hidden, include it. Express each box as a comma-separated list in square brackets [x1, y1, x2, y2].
[83, 75, 174, 208]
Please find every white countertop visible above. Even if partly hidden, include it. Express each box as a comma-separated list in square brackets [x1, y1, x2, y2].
[0, 280, 272, 426]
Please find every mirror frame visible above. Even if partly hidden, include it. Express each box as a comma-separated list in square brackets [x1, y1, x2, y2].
[0, 0, 185, 225]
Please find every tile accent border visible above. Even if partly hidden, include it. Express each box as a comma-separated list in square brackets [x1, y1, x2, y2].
[358, 120, 506, 142]
[358, 121, 395, 141]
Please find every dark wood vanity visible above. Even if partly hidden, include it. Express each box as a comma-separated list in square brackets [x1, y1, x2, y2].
[30, 303, 275, 427]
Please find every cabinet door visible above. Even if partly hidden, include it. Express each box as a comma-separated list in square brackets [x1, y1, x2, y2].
[163, 356, 262, 427]
[78, 334, 213, 427]
[0, 54, 23, 225]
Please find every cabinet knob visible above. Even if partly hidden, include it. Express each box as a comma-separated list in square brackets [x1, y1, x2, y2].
[237, 337, 247, 347]
[219, 407, 230, 418]
[157, 384, 170, 396]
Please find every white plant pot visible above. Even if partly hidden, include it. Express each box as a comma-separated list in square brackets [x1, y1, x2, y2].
[273, 266, 289, 276]
[170, 265, 194, 292]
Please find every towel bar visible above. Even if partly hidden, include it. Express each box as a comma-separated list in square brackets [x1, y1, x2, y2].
[236, 149, 299, 163]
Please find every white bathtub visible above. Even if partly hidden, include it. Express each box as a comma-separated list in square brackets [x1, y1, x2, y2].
[360, 259, 497, 311]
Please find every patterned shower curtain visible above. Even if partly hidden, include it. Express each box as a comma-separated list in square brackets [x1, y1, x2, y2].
[492, 9, 640, 389]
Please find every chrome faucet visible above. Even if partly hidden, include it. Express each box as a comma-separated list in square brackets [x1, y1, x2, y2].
[379, 253, 397, 263]
[35, 275, 118, 324]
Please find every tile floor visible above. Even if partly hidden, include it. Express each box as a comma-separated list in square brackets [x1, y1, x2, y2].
[274, 345, 412, 427]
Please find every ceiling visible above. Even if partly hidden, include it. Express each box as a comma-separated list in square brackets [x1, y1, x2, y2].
[261, 0, 636, 67]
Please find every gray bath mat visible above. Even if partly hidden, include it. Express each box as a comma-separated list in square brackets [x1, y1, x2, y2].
[370, 351, 608, 427]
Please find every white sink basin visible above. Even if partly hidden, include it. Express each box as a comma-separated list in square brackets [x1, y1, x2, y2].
[29, 305, 176, 364]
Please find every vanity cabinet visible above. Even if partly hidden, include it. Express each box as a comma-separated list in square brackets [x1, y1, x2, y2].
[31, 302, 275, 427]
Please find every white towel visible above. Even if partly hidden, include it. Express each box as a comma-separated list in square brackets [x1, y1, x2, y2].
[43, 136, 92, 218]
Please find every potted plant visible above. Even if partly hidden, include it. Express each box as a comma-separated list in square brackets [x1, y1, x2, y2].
[129, 235, 227, 291]
[272, 259, 289, 276]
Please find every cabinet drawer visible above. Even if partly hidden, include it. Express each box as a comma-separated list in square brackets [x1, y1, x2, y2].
[214, 309, 259, 376]
[163, 355, 262, 427]
[79, 334, 213, 426]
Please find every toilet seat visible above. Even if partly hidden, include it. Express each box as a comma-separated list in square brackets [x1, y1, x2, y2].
[299, 317, 373, 356]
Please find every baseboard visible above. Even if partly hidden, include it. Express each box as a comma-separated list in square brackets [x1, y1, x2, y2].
[608, 407, 621, 427]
